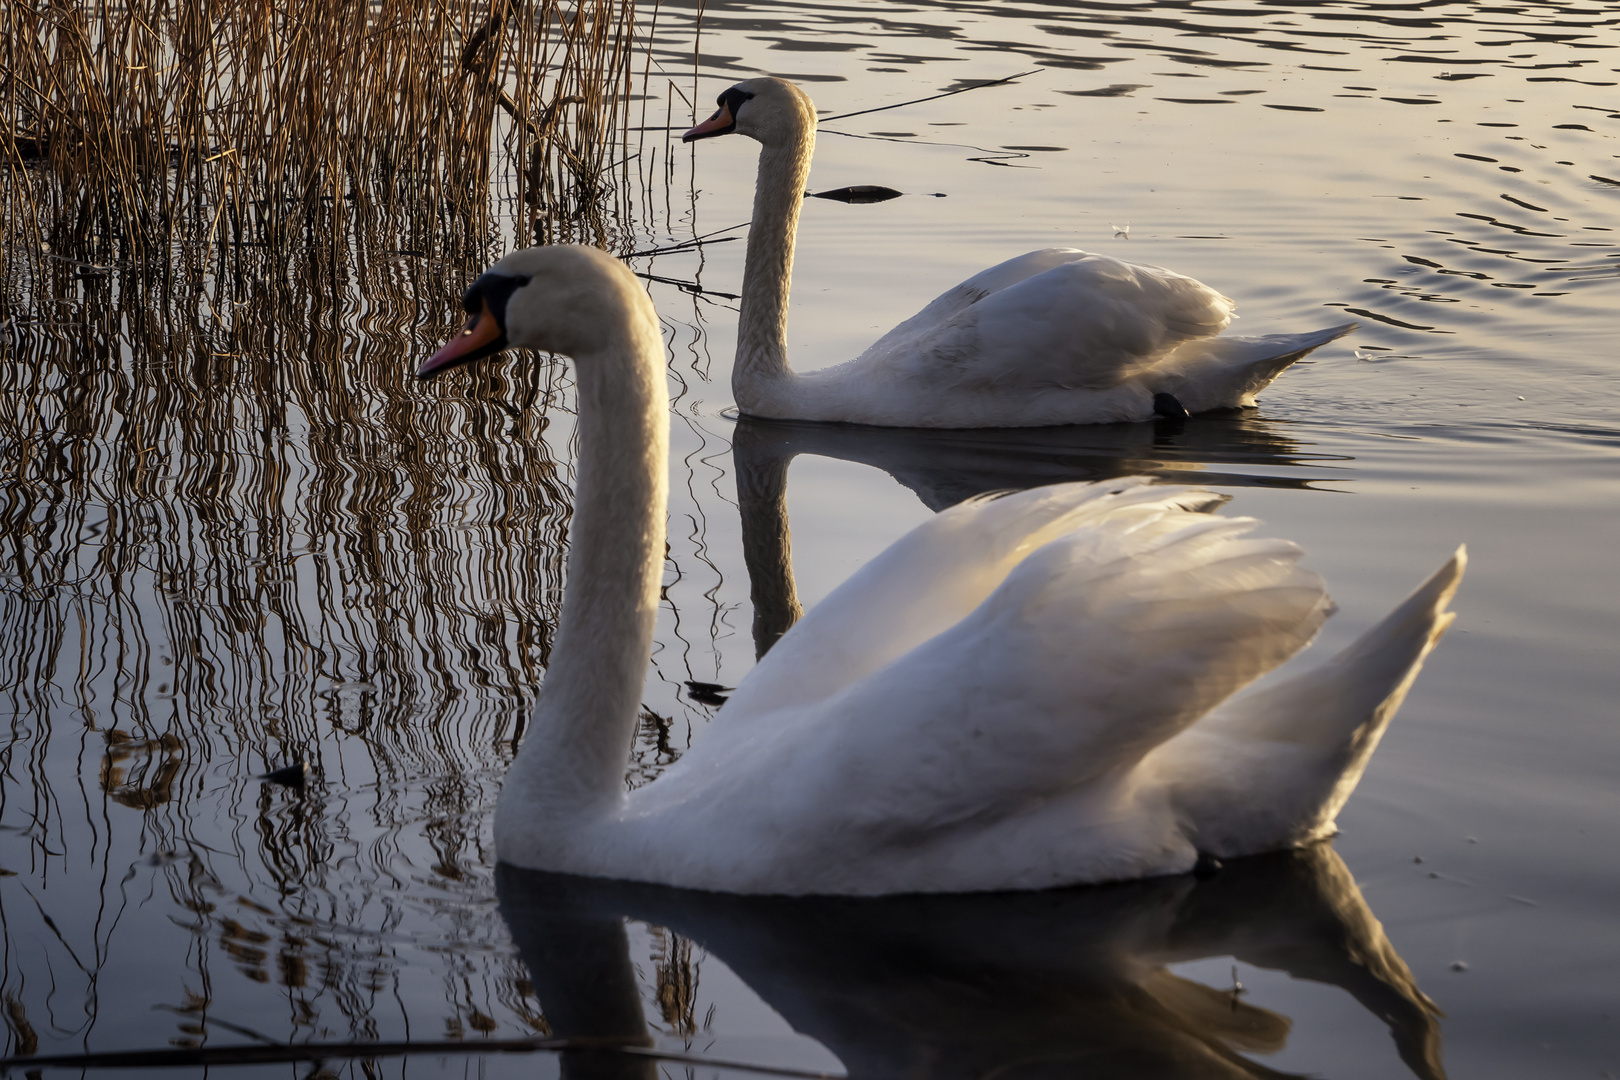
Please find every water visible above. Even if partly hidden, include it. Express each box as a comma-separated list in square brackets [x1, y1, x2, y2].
[2, 1, 1618, 1077]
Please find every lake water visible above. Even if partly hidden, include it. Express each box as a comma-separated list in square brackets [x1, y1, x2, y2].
[2, 1, 1617, 1077]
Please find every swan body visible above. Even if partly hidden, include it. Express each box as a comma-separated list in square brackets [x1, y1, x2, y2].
[682, 77, 1356, 427]
[423, 244, 1463, 896]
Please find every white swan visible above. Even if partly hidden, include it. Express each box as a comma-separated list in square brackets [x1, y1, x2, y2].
[682, 77, 1356, 428]
[421, 244, 1463, 896]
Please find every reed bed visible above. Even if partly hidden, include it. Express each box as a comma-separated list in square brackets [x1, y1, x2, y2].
[0, 0, 645, 787]
[0, 0, 652, 1050]
[1, 0, 637, 285]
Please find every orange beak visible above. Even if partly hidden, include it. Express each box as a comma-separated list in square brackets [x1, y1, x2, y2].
[683, 100, 736, 142]
[420, 298, 506, 378]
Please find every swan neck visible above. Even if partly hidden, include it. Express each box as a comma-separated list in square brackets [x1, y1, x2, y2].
[507, 312, 669, 818]
[735, 124, 814, 407]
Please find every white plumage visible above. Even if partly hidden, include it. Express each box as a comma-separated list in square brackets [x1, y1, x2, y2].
[682, 77, 1356, 428]
[423, 244, 1463, 896]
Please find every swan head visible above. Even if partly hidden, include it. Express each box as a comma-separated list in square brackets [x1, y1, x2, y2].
[420, 245, 654, 378]
[682, 77, 815, 146]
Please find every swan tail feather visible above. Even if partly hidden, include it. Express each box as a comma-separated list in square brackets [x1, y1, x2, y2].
[1160, 322, 1358, 412]
[1158, 546, 1466, 856]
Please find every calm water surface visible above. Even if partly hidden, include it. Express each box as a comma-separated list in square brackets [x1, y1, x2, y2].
[2, 2, 1617, 1078]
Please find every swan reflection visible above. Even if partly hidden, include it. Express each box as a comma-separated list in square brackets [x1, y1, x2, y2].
[499, 843, 1443, 1080]
[733, 412, 1347, 655]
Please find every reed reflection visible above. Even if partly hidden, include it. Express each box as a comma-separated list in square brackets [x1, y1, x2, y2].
[0, 184, 630, 1056]
[499, 843, 1445, 1080]
[734, 413, 1348, 656]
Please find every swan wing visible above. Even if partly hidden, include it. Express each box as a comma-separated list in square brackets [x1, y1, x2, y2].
[858, 251, 1236, 393]
[862, 249, 1107, 347]
[714, 479, 1225, 729]
[770, 507, 1332, 833]
[1148, 547, 1466, 856]
[664, 493, 1331, 859]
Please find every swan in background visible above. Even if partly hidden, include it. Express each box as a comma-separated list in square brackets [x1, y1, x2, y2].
[421, 244, 1463, 896]
[682, 76, 1357, 428]
[499, 843, 1447, 1080]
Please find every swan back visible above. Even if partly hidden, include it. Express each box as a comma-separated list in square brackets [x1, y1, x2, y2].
[859, 249, 1236, 385]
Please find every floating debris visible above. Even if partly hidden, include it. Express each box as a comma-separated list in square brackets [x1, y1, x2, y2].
[808, 186, 904, 204]
[684, 680, 733, 707]
[260, 761, 310, 789]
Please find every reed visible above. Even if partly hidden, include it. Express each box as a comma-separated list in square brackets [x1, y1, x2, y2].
[0, 0, 657, 1047]
[0, 0, 637, 286]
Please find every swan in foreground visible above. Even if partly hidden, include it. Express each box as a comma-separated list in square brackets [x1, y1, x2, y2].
[422, 244, 1463, 895]
[682, 76, 1356, 427]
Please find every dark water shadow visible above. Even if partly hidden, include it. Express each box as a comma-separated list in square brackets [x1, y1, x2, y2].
[733, 412, 1350, 654]
[497, 843, 1445, 1080]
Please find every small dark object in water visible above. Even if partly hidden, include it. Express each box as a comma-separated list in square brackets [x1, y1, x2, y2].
[684, 680, 732, 706]
[807, 186, 903, 204]
[1193, 852, 1224, 879]
[260, 761, 309, 788]
[1152, 392, 1190, 420]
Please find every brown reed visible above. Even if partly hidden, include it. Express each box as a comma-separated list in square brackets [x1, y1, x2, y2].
[0, 0, 661, 1047]
[0, 0, 649, 1018]
[0, 0, 638, 286]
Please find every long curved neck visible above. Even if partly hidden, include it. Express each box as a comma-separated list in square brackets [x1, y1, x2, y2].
[733, 119, 814, 411]
[506, 311, 669, 818]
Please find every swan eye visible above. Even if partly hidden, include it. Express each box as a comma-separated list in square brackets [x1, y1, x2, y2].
[719, 87, 754, 113]
[464, 272, 532, 326]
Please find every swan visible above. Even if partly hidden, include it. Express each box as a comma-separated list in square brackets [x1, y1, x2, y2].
[421, 243, 1464, 896]
[681, 76, 1357, 428]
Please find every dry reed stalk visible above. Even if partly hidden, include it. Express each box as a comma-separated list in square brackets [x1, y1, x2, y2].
[0, 0, 648, 893]
[0, 0, 677, 1047]
[0, 0, 638, 302]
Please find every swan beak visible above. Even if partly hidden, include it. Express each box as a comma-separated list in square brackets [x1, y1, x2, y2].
[420, 298, 507, 379]
[683, 101, 736, 142]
